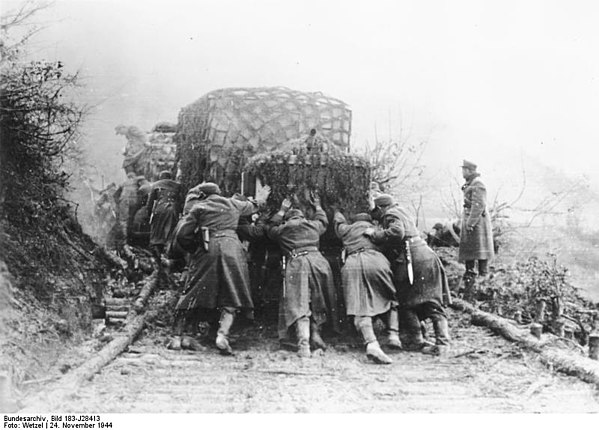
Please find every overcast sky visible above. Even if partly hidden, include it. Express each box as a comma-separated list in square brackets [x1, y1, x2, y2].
[6, 0, 599, 197]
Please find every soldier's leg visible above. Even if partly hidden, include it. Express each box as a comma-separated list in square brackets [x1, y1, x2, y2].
[464, 260, 477, 278]
[310, 317, 327, 351]
[215, 307, 237, 356]
[354, 316, 392, 364]
[478, 259, 489, 276]
[399, 307, 432, 351]
[462, 260, 477, 299]
[151, 244, 165, 272]
[167, 310, 187, 350]
[421, 302, 451, 356]
[380, 307, 402, 349]
[296, 316, 311, 358]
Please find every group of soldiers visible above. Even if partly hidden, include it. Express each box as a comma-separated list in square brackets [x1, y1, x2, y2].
[108, 159, 494, 365]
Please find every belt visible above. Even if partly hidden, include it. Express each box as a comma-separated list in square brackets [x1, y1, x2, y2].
[287, 246, 319, 259]
[212, 229, 237, 238]
[346, 246, 376, 256]
[405, 236, 424, 245]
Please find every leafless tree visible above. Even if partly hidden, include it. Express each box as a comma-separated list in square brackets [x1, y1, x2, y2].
[356, 112, 436, 225]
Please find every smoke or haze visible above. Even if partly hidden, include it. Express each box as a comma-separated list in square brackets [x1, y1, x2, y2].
[7, 0, 599, 219]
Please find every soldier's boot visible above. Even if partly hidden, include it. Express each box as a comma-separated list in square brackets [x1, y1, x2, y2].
[366, 341, 393, 365]
[399, 309, 433, 351]
[215, 308, 235, 356]
[462, 270, 477, 301]
[310, 319, 327, 351]
[380, 308, 402, 350]
[355, 316, 392, 364]
[478, 260, 489, 277]
[296, 317, 311, 358]
[167, 312, 186, 350]
[422, 317, 451, 357]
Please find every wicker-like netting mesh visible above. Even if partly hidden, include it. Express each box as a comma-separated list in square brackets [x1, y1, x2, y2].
[175, 86, 352, 194]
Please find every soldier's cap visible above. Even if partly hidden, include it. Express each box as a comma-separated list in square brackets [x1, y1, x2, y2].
[285, 209, 304, 220]
[351, 213, 372, 223]
[374, 194, 394, 207]
[138, 183, 152, 195]
[159, 170, 173, 180]
[194, 182, 221, 196]
[461, 160, 477, 170]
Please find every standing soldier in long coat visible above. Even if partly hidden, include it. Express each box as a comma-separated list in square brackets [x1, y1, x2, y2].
[365, 194, 452, 356]
[458, 160, 495, 284]
[267, 195, 339, 358]
[173, 182, 270, 355]
[113, 172, 149, 249]
[333, 211, 400, 364]
[146, 171, 183, 269]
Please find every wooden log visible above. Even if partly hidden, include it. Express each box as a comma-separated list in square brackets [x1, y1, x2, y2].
[18, 276, 159, 412]
[105, 298, 131, 306]
[20, 308, 159, 412]
[105, 311, 128, 319]
[451, 298, 599, 388]
[105, 305, 129, 312]
[132, 273, 158, 312]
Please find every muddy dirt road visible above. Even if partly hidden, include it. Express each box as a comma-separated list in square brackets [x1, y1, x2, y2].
[29, 308, 599, 413]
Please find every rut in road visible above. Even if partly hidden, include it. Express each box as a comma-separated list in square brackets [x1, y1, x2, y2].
[46, 309, 599, 413]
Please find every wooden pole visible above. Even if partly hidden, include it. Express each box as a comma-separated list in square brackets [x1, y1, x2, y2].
[589, 333, 599, 361]
[534, 299, 546, 323]
[451, 298, 599, 388]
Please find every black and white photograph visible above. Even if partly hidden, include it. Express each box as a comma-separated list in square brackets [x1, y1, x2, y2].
[1, 0, 599, 421]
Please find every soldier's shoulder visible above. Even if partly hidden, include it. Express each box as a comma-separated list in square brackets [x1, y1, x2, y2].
[470, 177, 487, 188]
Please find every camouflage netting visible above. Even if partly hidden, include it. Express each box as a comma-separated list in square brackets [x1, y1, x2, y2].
[245, 149, 371, 247]
[175, 86, 352, 194]
[144, 123, 177, 181]
[118, 123, 177, 182]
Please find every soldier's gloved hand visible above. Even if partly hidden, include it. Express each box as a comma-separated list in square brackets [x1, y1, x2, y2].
[310, 190, 321, 208]
[363, 227, 375, 238]
[280, 198, 292, 212]
[255, 185, 271, 205]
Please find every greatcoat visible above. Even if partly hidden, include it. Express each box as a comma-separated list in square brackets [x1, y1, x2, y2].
[333, 212, 396, 317]
[267, 207, 339, 339]
[370, 205, 449, 309]
[146, 178, 182, 247]
[174, 195, 259, 317]
[458, 174, 495, 262]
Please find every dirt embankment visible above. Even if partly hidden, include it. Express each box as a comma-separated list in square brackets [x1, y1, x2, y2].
[0, 213, 121, 411]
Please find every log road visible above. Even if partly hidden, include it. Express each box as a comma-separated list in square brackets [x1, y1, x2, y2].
[19, 302, 599, 413]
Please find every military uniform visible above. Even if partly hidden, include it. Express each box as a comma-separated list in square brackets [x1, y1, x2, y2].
[333, 212, 399, 364]
[113, 174, 148, 248]
[174, 188, 260, 354]
[458, 161, 494, 277]
[267, 206, 339, 356]
[369, 196, 451, 354]
[146, 175, 182, 258]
